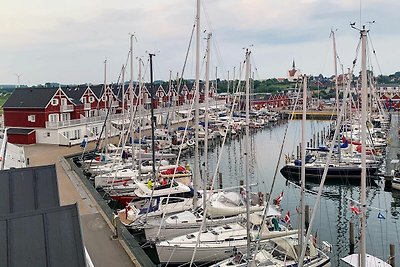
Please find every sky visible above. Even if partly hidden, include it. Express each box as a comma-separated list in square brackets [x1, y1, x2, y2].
[1, 0, 399, 86]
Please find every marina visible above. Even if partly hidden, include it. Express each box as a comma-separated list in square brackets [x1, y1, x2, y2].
[63, 110, 400, 266]
[1, 0, 400, 266]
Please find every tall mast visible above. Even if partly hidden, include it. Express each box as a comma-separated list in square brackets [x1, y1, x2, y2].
[104, 59, 108, 155]
[193, 0, 200, 207]
[203, 32, 212, 219]
[331, 30, 342, 163]
[331, 30, 339, 116]
[149, 53, 156, 183]
[129, 34, 135, 162]
[138, 58, 143, 176]
[244, 49, 251, 259]
[299, 74, 307, 256]
[121, 65, 125, 150]
[359, 25, 368, 267]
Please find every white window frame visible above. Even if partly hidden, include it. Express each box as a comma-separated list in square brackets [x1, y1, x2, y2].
[51, 98, 59, 106]
[48, 113, 59, 122]
[27, 115, 36, 122]
[89, 96, 95, 103]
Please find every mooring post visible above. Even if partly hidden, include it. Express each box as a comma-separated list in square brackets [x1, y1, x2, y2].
[390, 243, 395, 267]
[349, 221, 355, 254]
[305, 205, 310, 230]
[218, 172, 223, 189]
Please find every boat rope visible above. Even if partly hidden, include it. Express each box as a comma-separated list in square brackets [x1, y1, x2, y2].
[251, 75, 303, 256]
[188, 53, 246, 266]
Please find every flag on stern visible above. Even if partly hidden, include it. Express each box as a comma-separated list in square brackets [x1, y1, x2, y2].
[350, 204, 360, 215]
[274, 191, 284, 206]
[284, 211, 291, 224]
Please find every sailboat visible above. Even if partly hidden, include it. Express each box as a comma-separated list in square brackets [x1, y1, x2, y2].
[279, 29, 384, 185]
[156, 47, 297, 266]
[211, 75, 331, 267]
[340, 25, 391, 267]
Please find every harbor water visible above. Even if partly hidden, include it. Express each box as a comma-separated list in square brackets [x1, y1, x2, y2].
[184, 116, 400, 266]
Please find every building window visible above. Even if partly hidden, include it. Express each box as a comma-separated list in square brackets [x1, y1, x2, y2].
[61, 98, 67, 105]
[89, 96, 95, 103]
[61, 113, 70, 121]
[47, 132, 51, 137]
[73, 129, 81, 140]
[48, 113, 59, 122]
[81, 97, 86, 104]
[63, 131, 70, 139]
[27, 115, 36, 122]
[51, 98, 59, 106]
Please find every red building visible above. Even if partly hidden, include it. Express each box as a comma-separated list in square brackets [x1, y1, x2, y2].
[2, 81, 218, 145]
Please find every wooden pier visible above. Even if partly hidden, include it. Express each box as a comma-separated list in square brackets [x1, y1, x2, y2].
[277, 109, 337, 120]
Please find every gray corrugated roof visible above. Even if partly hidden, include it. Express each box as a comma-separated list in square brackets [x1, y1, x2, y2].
[91, 84, 106, 98]
[0, 204, 86, 267]
[63, 86, 87, 105]
[0, 164, 59, 214]
[7, 128, 35, 135]
[2, 87, 58, 108]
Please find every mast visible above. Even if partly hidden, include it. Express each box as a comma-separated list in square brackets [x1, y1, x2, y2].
[104, 59, 108, 155]
[215, 66, 218, 109]
[138, 58, 143, 177]
[202, 32, 212, 217]
[331, 30, 339, 116]
[331, 30, 343, 163]
[359, 25, 368, 267]
[193, 0, 200, 207]
[149, 53, 157, 184]
[227, 70, 230, 96]
[244, 49, 251, 259]
[121, 64, 126, 151]
[299, 74, 307, 256]
[129, 34, 135, 162]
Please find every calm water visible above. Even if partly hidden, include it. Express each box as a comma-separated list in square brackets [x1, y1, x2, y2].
[185, 117, 400, 266]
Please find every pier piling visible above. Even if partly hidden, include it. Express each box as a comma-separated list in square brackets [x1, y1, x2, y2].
[349, 222, 355, 254]
[313, 134, 316, 148]
[218, 172, 223, 189]
[390, 243, 395, 267]
[305, 205, 310, 230]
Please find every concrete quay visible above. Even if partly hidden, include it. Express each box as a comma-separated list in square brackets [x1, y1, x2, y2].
[24, 142, 138, 267]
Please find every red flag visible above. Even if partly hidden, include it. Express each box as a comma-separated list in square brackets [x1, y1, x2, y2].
[275, 191, 284, 205]
[284, 211, 291, 224]
[350, 204, 360, 215]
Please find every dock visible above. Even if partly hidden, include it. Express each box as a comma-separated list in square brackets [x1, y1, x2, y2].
[276, 109, 337, 120]
[24, 143, 138, 267]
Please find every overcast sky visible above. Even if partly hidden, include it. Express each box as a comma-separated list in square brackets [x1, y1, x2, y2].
[1, 0, 399, 85]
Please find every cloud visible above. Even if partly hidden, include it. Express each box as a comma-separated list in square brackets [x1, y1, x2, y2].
[0, 0, 399, 84]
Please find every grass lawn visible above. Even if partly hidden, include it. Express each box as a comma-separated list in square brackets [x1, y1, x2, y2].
[0, 95, 10, 114]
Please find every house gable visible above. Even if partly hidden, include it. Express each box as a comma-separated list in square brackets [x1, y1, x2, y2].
[45, 88, 75, 109]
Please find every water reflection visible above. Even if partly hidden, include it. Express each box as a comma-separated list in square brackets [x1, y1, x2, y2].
[185, 120, 399, 266]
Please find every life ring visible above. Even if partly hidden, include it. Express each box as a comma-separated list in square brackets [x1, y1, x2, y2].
[187, 139, 195, 146]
